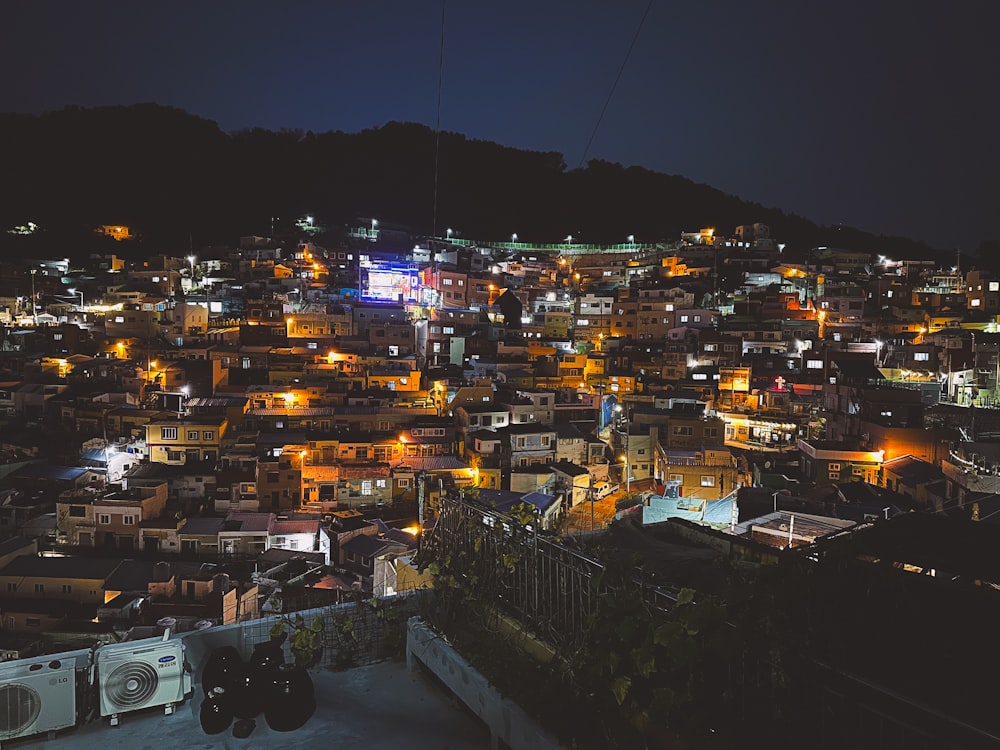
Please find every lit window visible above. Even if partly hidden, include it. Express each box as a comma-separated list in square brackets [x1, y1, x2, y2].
[692, 373, 708, 381]
[990, 282, 999, 292]
[807, 360, 823, 369]
[913, 352, 929, 361]
[680, 315, 689, 323]
[971, 299, 981, 307]
[700, 475, 715, 487]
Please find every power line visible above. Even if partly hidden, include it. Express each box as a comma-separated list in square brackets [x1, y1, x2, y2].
[432, 0, 447, 239]
[577, 0, 654, 169]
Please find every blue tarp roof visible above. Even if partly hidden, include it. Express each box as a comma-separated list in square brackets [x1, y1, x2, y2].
[643, 494, 736, 526]
[13, 463, 90, 482]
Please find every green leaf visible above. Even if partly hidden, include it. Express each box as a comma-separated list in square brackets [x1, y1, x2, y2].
[608, 651, 621, 674]
[611, 676, 632, 705]
[654, 621, 685, 646]
[615, 619, 638, 641]
[676, 588, 695, 606]
[631, 643, 656, 678]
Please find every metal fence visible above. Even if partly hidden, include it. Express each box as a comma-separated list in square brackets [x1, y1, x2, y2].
[423, 495, 677, 653]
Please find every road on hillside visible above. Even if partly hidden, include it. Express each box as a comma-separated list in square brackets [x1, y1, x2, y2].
[561, 490, 625, 534]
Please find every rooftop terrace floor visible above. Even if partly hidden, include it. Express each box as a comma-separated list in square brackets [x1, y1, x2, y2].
[25, 659, 490, 750]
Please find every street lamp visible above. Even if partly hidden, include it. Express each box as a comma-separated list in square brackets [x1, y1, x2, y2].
[627, 234, 635, 244]
[446, 228, 453, 239]
[511, 233, 518, 242]
[69, 287, 84, 317]
[619, 453, 630, 494]
[187, 255, 196, 288]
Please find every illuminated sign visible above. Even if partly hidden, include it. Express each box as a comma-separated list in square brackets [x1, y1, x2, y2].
[360, 262, 421, 303]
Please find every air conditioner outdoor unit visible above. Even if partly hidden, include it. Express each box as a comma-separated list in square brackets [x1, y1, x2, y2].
[96, 638, 191, 726]
[0, 659, 77, 744]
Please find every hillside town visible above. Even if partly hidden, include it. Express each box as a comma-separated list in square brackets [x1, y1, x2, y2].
[0, 220, 995, 644]
[0, 216, 997, 745]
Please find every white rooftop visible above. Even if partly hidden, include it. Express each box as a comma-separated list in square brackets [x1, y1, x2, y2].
[30, 660, 487, 750]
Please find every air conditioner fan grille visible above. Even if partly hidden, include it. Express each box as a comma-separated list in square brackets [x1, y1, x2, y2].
[0, 684, 41, 735]
[104, 661, 158, 708]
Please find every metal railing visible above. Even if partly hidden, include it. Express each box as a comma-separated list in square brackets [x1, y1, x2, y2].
[421, 495, 677, 653]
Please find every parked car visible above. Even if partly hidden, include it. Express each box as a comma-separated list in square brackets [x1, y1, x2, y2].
[592, 481, 618, 499]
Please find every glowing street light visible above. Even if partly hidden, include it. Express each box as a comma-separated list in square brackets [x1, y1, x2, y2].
[446, 228, 453, 238]
[627, 234, 635, 244]
[511, 233, 518, 242]
[69, 287, 84, 314]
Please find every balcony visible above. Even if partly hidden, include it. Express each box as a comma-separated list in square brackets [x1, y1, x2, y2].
[0, 596, 493, 750]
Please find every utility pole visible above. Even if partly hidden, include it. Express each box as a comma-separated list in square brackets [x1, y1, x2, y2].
[30, 269, 37, 325]
[588, 486, 595, 532]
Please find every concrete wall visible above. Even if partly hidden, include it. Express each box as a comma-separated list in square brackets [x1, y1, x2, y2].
[407, 617, 565, 750]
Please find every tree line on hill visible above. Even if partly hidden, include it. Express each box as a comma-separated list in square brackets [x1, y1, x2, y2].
[0, 103, 945, 261]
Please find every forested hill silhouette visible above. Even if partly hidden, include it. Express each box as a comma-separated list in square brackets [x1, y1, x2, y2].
[0, 103, 938, 257]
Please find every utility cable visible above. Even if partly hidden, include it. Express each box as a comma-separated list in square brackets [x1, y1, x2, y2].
[577, 0, 654, 169]
[432, 0, 447, 239]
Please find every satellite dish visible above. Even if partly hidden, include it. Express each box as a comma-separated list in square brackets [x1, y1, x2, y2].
[194, 619, 214, 631]
[156, 616, 177, 628]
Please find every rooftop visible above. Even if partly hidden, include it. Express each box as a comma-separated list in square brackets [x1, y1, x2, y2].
[44, 659, 487, 750]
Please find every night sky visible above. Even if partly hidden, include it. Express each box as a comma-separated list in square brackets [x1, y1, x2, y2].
[4, 1, 998, 250]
